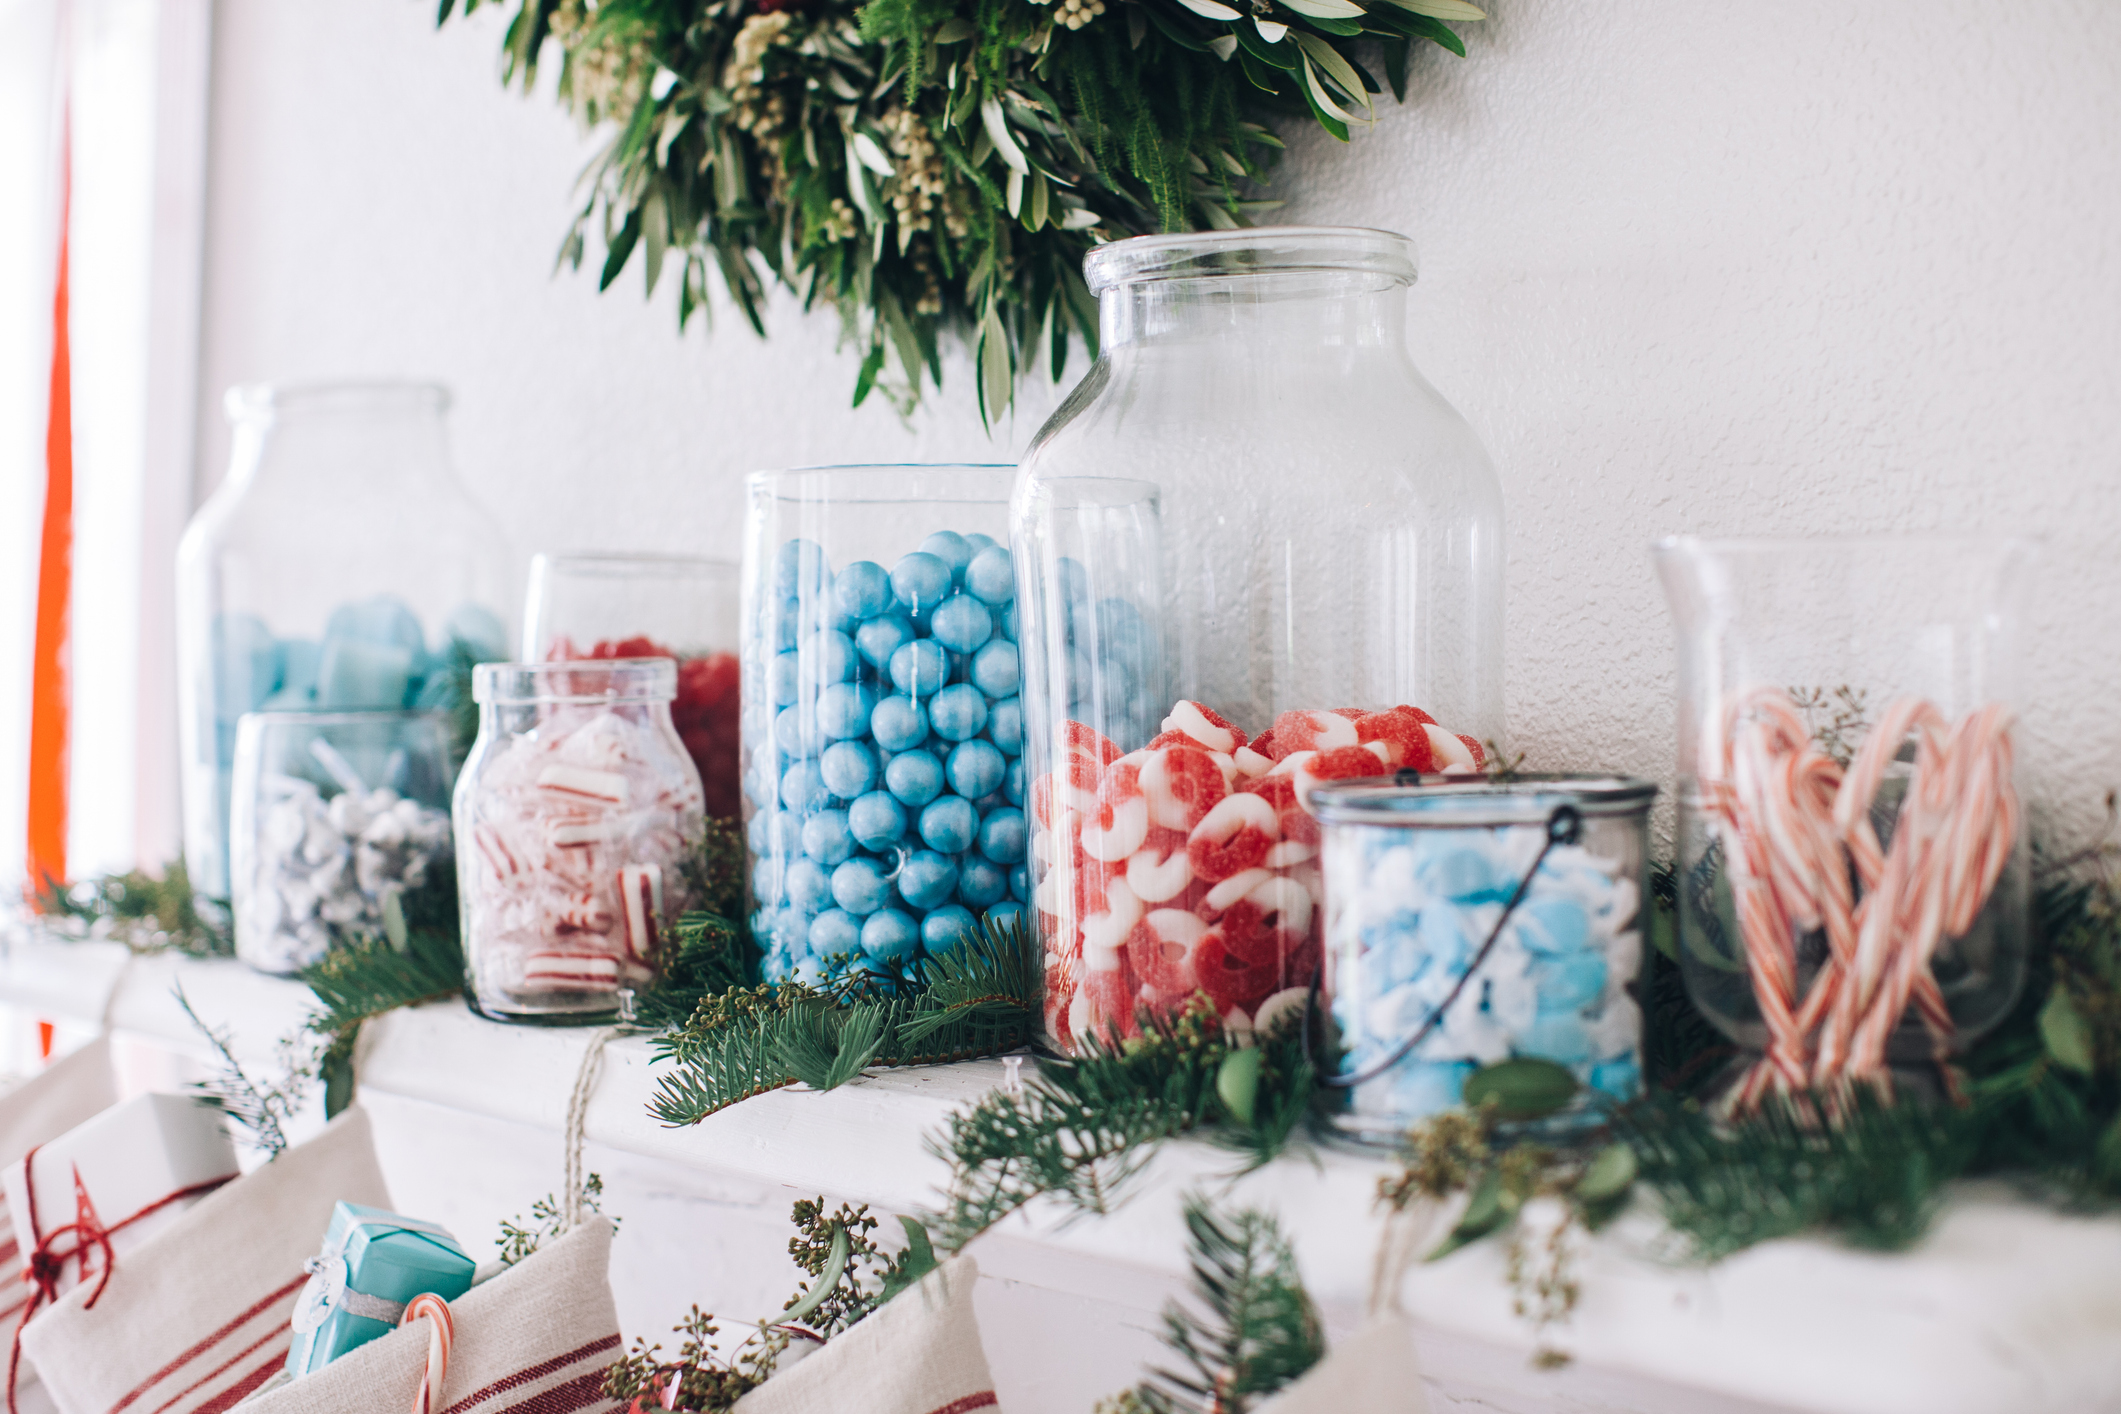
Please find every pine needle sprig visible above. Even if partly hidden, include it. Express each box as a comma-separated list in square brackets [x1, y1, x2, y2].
[1106, 1196, 1324, 1414]
[172, 984, 320, 1159]
[29, 859, 231, 958]
[646, 916, 1042, 1127]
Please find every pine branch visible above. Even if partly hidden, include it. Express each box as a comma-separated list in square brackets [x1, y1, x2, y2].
[172, 985, 318, 1158]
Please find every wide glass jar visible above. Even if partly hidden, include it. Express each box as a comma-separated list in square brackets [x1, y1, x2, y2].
[229, 710, 455, 975]
[1012, 227, 1505, 1050]
[522, 552, 742, 821]
[741, 466, 1030, 985]
[454, 659, 704, 1023]
[1654, 536, 2032, 1110]
[1313, 776, 1655, 1143]
[175, 382, 510, 906]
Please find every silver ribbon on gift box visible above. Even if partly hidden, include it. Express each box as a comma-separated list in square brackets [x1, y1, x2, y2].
[290, 1214, 458, 1334]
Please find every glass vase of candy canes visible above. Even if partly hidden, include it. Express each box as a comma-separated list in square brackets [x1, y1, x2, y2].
[454, 659, 705, 1023]
[177, 381, 510, 908]
[1653, 536, 2033, 1113]
[741, 466, 1030, 987]
[523, 552, 742, 820]
[1011, 227, 1505, 1052]
[229, 710, 456, 974]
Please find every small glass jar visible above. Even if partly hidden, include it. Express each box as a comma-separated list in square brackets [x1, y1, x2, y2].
[1013, 227, 1506, 1051]
[454, 659, 705, 1023]
[229, 710, 456, 974]
[176, 382, 510, 905]
[522, 552, 742, 821]
[1314, 776, 1655, 1142]
[741, 465, 1029, 984]
[1654, 536, 2032, 1109]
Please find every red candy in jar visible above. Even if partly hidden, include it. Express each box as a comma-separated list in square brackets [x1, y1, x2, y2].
[1036, 698, 1485, 1051]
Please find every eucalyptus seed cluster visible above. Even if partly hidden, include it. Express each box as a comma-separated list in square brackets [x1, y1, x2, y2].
[725, 12, 796, 140]
[550, 0, 650, 123]
[818, 197, 858, 245]
[884, 107, 960, 242]
[1052, 0, 1107, 31]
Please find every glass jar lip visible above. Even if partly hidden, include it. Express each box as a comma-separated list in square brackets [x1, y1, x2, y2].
[473, 657, 678, 705]
[225, 379, 452, 424]
[1083, 226, 1418, 296]
[1309, 774, 1658, 826]
[747, 463, 1019, 505]
[529, 550, 738, 579]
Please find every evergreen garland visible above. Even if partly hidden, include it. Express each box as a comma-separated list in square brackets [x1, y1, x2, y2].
[437, 0, 1481, 417]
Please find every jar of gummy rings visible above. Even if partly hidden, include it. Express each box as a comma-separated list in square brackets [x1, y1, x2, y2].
[741, 465, 1030, 984]
[1012, 227, 1505, 1051]
[454, 659, 705, 1022]
[177, 381, 510, 907]
[1311, 775, 1656, 1142]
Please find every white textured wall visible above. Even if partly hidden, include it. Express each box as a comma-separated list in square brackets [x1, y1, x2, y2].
[195, 0, 2121, 849]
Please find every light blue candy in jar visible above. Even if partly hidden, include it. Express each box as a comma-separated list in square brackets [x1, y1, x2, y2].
[1312, 775, 1656, 1143]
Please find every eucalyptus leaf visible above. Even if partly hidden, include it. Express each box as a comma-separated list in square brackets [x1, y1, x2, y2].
[1462, 1058, 1580, 1120]
[1216, 1046, 1263, 1126]
[2040, 985, 2096, 1075]
[1426, 1170, 1506, 1261]
[1574, 1142, 1637, 1204]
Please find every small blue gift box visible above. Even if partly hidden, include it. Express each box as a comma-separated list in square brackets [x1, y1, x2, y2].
[285, 1201, 476, 1377]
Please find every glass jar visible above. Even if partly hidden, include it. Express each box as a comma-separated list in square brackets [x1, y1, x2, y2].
[741, 466, 1030, 985]
[1313, 776, 1655, 1143]
[454, 659, 705, 1023]
[1012, 227, 1505, 1051]
[175, 382, 511, 905]
[228, 710, 455, 975]
[1653, 536, 2032, 1110]
[522, 552, 742, 821]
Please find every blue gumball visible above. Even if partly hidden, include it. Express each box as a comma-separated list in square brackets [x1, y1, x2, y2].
[772, 538, 831, 601]
[929, 595, 994, 653]
[885, 749, 945, 808]
[889, 639, 951, 696]
[919, 531, 974, 580]
[750, 856, 781, 907]
[848, 791, 907, 849]
[1590, 1053, 1642, 1100]
[870, 694, 929, 752]
[957, 856, 1007, 909]
[793, 956, 829, 986]
[969, 640, 1019, 698]
[964, 545, 1015, 606]
[978, 806, 1026, 863]
[1009, 865, 1030, 903]
[919, 795, 978, 855]
[799, 629, 858, 688]
[856, 613, 915, 670]
[809, 908, 862, 958]
[831, 856, 894, 915]
[923, 905, 977, 955]
[946, 739, 1006, 801]
[801, 809, 856, 867]
[963, 532, 998, 554]
[816, 681, 879, 741]
[774, 705, 814, 758]
[862, 908, 922, 964]
[1093, 597, 1152, 665]
[780, 759, 831, 812]
[768, 650, 803, 705]
[984, 900, 1028, 935]
[999, 601, 1018, 643]
[1003, 756, 1026, 806]
[772, 597, 803, 653]
[896, 850, 961, 911]
[833, 561, 893, 621]
[929, 684, 988, 742]
[985, 697, 1024, 756]
[785, 857, 833, 914]
[761, 950, 796, 983]
[820, 739, 880, 799]
[890, 551, 953, 613]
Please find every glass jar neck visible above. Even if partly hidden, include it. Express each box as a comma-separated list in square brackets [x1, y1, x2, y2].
[224, 384, 452, 492]
[1099, 270, 1410, 358]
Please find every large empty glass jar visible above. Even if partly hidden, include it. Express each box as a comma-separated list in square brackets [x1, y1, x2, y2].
[1012, 227, 1505, 1050]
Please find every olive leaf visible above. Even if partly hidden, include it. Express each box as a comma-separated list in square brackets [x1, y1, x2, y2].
[1462, 1058, 1580, 1121]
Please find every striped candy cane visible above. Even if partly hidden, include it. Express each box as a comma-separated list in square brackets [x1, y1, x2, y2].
[399, 1292, 455, 1414]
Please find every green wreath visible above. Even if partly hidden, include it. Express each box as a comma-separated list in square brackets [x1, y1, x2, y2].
[440, 0, 1482, 417]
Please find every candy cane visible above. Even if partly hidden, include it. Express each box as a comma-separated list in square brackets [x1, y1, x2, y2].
[399, 1292, 454, 1414]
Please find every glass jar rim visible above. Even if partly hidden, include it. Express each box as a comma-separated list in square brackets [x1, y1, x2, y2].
[529, 550, 738, 579]
[1654, 533, 2038, 559]
[747, 463, 1018, 506]
[473, 657, 678, 705]
[1309, 774, 1658, 827]
[235, 708, 450, 729]
[1083, 226, 1418, 297]
[225, 379, 452, 425]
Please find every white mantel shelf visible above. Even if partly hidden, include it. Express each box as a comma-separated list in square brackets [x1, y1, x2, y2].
[0, 934, 2117, 1414]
